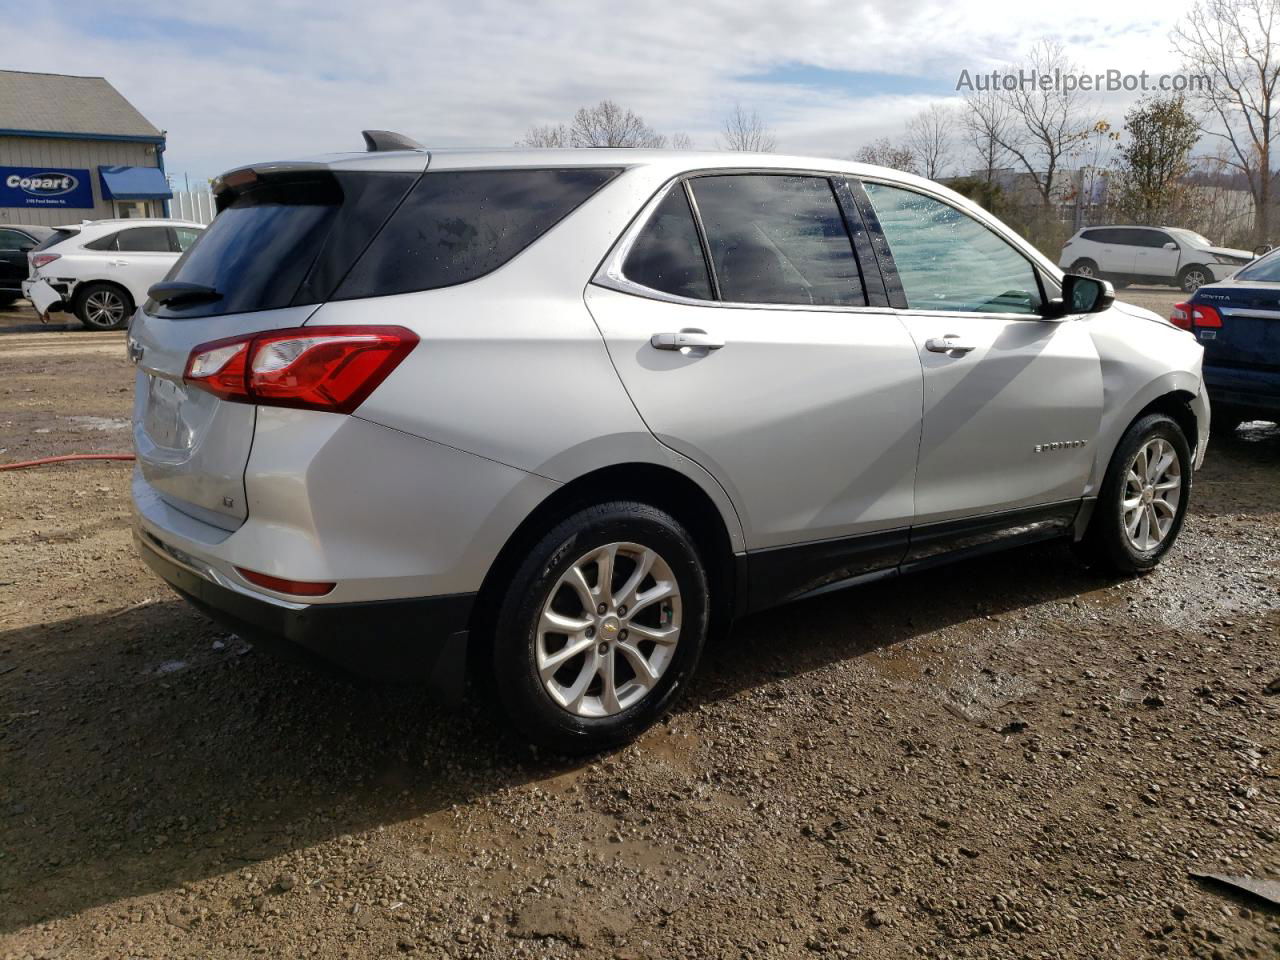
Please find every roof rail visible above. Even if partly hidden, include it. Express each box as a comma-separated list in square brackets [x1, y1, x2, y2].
[362, 129, 425, 152]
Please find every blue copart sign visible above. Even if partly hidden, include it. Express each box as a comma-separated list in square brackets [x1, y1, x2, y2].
[0, 166, 94, 208]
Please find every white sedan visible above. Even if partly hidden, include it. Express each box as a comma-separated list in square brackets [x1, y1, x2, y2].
[23, 218, 204, 329]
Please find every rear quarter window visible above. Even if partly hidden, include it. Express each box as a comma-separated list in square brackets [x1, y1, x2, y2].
[333, 168, 620, 300]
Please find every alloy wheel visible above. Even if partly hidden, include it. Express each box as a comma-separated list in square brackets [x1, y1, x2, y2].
[536, 541, 682, 718]
[1182, 270, 1207, 292]
[84, 290, 126, 328]
[1122, 437, 1182, 551]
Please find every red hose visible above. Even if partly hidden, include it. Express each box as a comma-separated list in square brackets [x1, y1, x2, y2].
[0, 453, 136, 471]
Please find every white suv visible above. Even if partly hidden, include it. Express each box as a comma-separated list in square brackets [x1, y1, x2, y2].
[129, 134, 1209, 752]
[24, 218, 203, 329]
[1059, 225, 1254, 293]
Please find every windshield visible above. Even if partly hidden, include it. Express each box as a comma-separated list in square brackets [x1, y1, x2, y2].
[1168, 228, 1212, 247]
[1235, 248, 1280, 282]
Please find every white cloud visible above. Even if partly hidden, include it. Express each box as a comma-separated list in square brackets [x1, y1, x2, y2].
[8, 0, 1198, 179]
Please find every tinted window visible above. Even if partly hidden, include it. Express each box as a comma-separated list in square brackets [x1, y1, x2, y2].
[1135, 229, 1174, 249]
[0, 229, 33, 251]
[864, 182, 1042, 315]
[32, 228, 77, 253]
[1236, 248, 1280, 282]
[336, 168, 620, 300]
[84, 232, 119, 251]
[1080, 229, 1106, 243]
[173, 227, 201, 251]
[151, 171, 417, 319]
[622, 186, 712, 300]
[689, 175, 864, 306]
[116, 227, 173, 252]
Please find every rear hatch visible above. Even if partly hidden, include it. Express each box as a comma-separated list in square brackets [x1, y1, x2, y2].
[130, 162, 423, 529]
[1193, 281, 1280, 370]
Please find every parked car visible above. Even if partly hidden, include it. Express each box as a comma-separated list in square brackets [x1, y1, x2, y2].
[0, 223, 53, 307]
[1173, 245, 1280, 430]
[23, 219, 204, 330]
[1060, 225, 1254, 293]
[129, 134, 1210, 752]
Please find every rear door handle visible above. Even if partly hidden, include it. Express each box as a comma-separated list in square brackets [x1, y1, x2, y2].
[650, 329, 725, 351]
[925, 335, 976, 355]
[109, 259, 130, 267]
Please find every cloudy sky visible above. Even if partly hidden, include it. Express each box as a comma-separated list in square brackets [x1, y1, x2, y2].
[12, 0, 1200, 183]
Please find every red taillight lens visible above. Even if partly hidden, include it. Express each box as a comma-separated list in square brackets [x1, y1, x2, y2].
[1170, 302, 1222, 330]
[184, 325, 418, 413]
[30, 253, 60, 269]
[234, 566, 335, 597]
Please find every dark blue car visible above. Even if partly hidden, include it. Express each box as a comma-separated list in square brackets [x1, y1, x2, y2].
[1174, 247, 1280, 431]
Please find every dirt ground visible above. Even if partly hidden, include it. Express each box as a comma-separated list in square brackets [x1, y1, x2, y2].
[1, 291, 1277, 959]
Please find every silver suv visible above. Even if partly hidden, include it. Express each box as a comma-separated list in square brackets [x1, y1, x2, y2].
[129, 132, 1210, 752]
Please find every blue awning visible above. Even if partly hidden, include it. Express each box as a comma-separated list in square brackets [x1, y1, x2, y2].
[98, 165, 172, 201]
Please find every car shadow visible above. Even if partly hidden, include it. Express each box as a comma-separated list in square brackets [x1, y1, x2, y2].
[1197, 419, 1279, 517]
[0, 537, 1106, 933]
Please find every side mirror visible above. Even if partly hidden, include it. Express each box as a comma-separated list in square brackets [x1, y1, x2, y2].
[1163, 241, 1178, 250]
[1045, 274, 1115, 318]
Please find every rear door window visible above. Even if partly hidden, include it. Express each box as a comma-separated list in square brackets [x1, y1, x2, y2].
[334, 168, 620, 300]
[116, 227, 173, 252]
[688, 174, 865, 306]
[172, 227, 201, 252]
[621, 186, 713, 300]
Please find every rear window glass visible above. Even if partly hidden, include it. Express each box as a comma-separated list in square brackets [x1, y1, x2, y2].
[1236, 249, 1280, 282]
[32, 229, 77, 253]
[333, 168, 620, 300]
[149, 171, 417, 319]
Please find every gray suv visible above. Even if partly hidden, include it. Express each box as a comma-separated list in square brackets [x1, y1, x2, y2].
[129, 132, 1210, 752]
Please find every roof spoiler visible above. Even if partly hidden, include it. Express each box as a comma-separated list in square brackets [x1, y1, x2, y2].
[362, 129, 425, 152]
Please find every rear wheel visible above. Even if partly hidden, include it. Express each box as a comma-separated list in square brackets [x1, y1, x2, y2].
[491, 501, 709, 754]
[1075, 413, 1192, 574]
[74, 282, 132, 330]
[1069, 258, 1098, 278]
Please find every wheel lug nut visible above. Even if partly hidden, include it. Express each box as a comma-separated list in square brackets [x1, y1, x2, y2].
[597, 603, 607, 615]
[598, 642, 609, 655]
[619, 629, 628, 641]
[618, 605, 627, 616]
[586, 626, 595, 638]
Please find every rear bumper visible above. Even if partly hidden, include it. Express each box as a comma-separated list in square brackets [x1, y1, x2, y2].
[1204, 365, 1280, 415]
[136, 528, 474, 695]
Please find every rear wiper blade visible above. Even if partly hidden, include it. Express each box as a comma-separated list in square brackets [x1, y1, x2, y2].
[148, 281, 222, 306]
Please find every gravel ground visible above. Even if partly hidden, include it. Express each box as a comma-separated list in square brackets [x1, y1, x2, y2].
[1, 297, 1278, 959]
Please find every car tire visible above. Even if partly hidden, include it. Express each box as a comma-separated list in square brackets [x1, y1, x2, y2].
[491, 501, 709, 754]
[1075, 413, 1192, 575]
[1069, 258, 1098, 278]
[74, 282, 133, 331]
[1178, 265, 1210, 293]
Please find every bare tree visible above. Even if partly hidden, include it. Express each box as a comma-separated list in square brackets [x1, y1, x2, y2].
[720, 104, 777, 152]
[671, 132, 695, 150]
[962, 87, 1015, 184]
[568, 100, 667, 147]
[516, 123, 570, 148]
[904, 103, 954, 178]
[853, 136, 918, 173]
[1172, 0, 1280, 242]
[991, 40, 1097, 207]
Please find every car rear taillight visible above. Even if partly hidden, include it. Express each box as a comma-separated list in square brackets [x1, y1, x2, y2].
[234, 566, 335, 597]
[30, 253, 60, 269]
[184, 325, 418, 414]
[1170, 302, 1222, 331]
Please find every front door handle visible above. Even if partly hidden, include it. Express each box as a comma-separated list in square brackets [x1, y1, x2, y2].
[925, 335, 976, 355]
[650, 329, 725, 351]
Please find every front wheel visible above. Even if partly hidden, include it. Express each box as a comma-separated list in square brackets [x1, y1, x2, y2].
[74, 282, 132, 330]
[1179, 265, 1210, 293]
[491, 502, 709, 754]
[1075, 413, 1192, 574]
